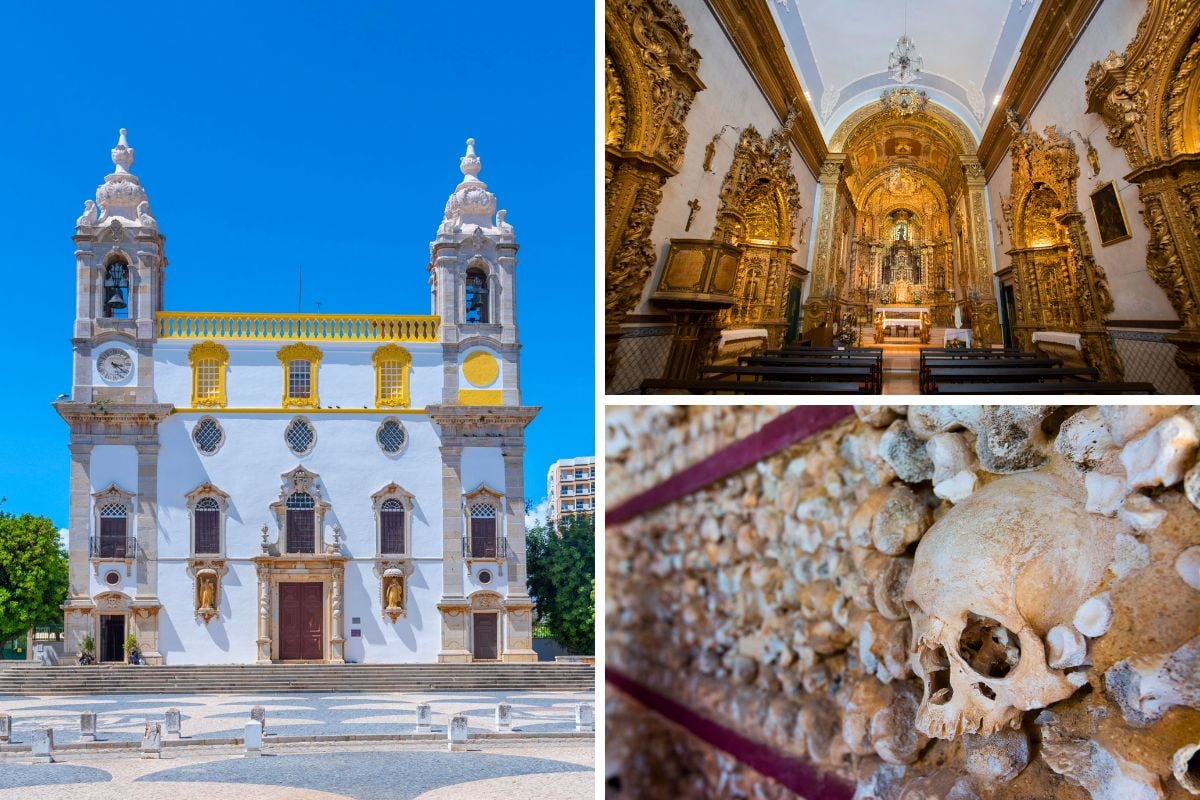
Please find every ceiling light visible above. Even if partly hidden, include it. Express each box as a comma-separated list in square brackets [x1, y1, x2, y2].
[888, 1, 923, 84]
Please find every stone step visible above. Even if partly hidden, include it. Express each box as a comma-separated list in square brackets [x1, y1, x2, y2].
[0, 663, 595, 694]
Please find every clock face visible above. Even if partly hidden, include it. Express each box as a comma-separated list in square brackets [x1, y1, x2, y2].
[97, 348, 133, 383]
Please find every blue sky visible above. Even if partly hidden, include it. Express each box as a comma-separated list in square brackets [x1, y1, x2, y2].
[0, 2, 594, 527]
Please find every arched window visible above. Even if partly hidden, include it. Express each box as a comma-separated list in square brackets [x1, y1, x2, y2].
[193, 498, 221, 555]
[465, 268, 489, 324]
[103, 262, 130, 319]
[372, 345, 412, 408]
[98, 502, 129, 558]
[468, 501, 498, 559]
[380, 500, 405, 555]
[286, 492, 316, 553]
[188, 342, 229, 408]
[186, 483, 229, 557]
[372, 482, 414, 558]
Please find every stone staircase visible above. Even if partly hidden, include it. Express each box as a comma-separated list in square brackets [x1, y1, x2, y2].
[0, 662, 595, 695]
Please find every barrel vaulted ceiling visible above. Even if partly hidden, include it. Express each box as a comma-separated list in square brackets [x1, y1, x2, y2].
[770, 0, 1042, 140]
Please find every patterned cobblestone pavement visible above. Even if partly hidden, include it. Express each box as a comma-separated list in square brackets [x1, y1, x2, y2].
[0, 739, 594, 799]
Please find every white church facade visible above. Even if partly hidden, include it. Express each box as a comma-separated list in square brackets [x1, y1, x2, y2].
[56, 130, 538, 665]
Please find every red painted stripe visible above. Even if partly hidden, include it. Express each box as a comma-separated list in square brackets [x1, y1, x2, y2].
[607, 668, 855, 800]
[606, 405, 854, 526]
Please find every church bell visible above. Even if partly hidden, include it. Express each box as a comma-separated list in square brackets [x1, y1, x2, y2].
[105, 287, 127, 310]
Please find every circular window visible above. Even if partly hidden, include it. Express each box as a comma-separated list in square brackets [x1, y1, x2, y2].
[193, 417, 224, 454]
[285, 417, 316, 455]
[377, 419, 408, 455]
[478, 570, 493, 585]
[104, 571, 120, 586]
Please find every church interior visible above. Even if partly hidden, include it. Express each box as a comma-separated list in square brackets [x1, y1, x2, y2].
[606, 0, 1200, 395]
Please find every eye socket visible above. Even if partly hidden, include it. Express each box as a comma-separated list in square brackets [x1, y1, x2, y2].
[958, 612, 1021, 679]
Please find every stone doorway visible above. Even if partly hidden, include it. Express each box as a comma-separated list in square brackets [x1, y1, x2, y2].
[278, 582, 323, 661]
[99, 614, 125, 663]
[473, 613, 498, 660]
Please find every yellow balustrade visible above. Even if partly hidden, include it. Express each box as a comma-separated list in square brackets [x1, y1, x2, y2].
[157, 312, 440, 343]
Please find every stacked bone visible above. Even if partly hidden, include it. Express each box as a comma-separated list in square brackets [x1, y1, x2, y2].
[605, 405, 790, 507]
[605, 405, 1200, 799]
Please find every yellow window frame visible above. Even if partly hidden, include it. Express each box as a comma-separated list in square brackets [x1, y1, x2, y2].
[277, 342, 323, 409]
[188, 341, 229, 408]
[372, 344, 412, 408]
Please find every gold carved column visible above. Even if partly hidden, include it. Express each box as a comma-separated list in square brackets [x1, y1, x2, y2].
[605, 0, 704, 388]
[1087, 1, 1200, 389]
[961, 159, 1002, 347]
[804, 154, 849, 332]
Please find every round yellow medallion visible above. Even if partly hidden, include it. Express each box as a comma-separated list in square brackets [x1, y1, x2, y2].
[462, 351, 500, 387]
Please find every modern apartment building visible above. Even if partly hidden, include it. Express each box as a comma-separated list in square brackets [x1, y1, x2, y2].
[546, 456, 595, 522]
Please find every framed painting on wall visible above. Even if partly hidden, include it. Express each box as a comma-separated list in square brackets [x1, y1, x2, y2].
[1089, 181, 1131, 246]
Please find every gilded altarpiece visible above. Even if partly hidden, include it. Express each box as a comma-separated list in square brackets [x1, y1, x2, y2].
[816, 102, 999, 345]
[1087, 0, 1200, 389]
[713, 127, 804, 347]
[605, 0, 703, 382]
[1004, 126, 1123, 380]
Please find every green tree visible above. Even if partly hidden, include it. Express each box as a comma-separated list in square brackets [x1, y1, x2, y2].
[0, 509, 69, 643]
[526, 513, 595, 655]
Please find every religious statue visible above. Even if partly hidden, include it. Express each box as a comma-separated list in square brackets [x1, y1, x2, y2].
[137, 201, 157, 230]
[496, 209, 513, 234]
[76, 200, 96, 229]
[198, 574, 216, 612]
[1005, 108, 1026, 136]
[703, 136, 717, 173]
[873, 311, 885, 344]
[685, 198, 701, 232]
[385, 578, 404, 610]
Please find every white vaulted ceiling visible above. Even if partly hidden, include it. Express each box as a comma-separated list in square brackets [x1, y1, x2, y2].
[770, 0, 1042, 139]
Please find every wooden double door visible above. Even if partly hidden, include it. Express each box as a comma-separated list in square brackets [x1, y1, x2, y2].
[278, 582, 323, 661]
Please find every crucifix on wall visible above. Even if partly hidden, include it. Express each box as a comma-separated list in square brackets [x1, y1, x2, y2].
[685, 198, 701, 231]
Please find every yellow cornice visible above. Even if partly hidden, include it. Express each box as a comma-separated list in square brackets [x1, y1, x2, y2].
[175, 408, 428, 415]
[978, 0, 1104, 177]
[705, 0, 828, 176]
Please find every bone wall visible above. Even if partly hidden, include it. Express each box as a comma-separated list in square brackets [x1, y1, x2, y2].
[606, 405, 1200, 799]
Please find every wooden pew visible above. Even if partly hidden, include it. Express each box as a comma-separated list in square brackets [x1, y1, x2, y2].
[639, 378, 875, 395]
[931, 381, 1157, 395]
[925, 366, 1100, 390]
[699, 364, 880, 393]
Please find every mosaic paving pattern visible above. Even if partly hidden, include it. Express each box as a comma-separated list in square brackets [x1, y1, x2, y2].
[0, 740, 594, 800]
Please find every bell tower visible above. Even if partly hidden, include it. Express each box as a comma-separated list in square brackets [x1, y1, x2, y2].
[70, 128, 166, 403]
[57, 129, 172, 663]
[428, 138, 521, 405]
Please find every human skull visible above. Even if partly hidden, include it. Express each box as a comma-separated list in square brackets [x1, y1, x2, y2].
[905, 471, 1116, 738]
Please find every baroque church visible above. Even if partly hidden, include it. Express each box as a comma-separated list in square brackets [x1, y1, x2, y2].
[55, 129, 538, 665]
[606, 0, 1200, 395]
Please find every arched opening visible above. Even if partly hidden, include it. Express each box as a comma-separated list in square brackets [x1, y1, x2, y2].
[465, 268, 490, 323]
[102, 261, 130, 319]
[808, 100, 996, 348]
